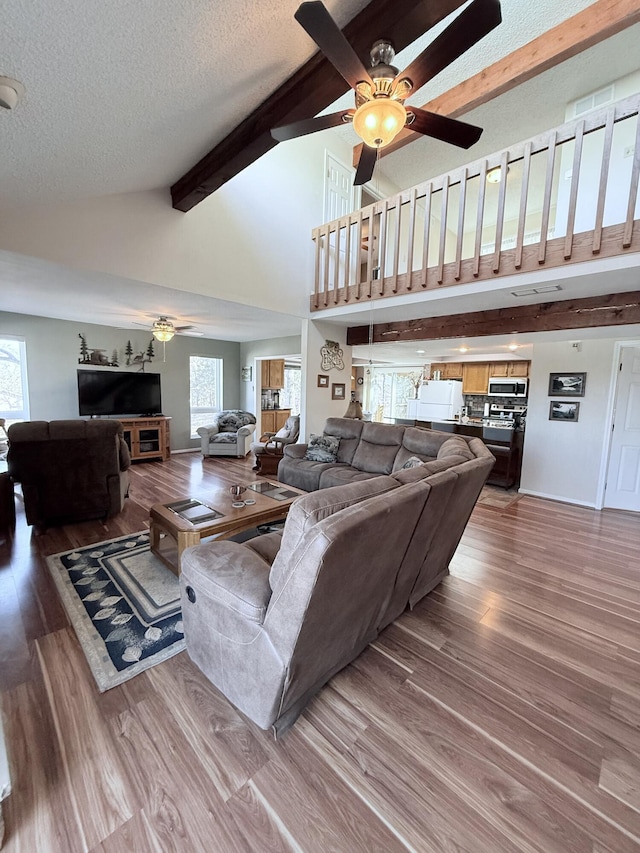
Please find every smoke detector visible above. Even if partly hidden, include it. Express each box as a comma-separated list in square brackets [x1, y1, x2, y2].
[0, 77, 25, 110]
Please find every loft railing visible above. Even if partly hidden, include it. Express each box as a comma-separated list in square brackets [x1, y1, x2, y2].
[310, 93, 640, 311]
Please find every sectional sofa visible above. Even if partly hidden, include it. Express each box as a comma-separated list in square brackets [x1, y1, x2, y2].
[180, 419, 494, 734]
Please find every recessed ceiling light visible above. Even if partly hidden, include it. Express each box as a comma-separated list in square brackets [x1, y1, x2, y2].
[458, 346, 469, 353]
[512, 284, 562, 297]
[0, 76, 25, 110]
[416, 349, 425, 354]
[508, 343, 518, 351]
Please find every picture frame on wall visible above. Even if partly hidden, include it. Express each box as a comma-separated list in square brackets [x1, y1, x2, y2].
[331, 383, 346, 400]
[548, 372, 586, 396]
[241, 366, 252, 382]
[317, 374, 329, 388]
[549, 401, 580, 422]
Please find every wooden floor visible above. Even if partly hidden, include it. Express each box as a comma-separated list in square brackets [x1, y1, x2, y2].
[1, 453, 640, 852]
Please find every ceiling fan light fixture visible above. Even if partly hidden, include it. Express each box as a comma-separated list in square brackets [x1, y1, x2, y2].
[152, 317, 175, 342]
[352, 98, 406, 149]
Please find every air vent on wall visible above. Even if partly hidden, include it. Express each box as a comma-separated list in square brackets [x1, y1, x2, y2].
[573, 85, 614, 118]
[511, 284, 563, 298]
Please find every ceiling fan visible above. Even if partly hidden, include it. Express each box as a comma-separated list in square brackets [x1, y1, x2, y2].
[271, 0, 502, 185]
[134, 316, 197, 342]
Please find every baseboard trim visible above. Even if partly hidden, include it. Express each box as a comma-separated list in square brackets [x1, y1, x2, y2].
[171, 448, 200, 455]
[518, 488, 597, 509]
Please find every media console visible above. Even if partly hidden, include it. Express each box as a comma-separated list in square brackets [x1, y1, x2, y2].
[118, 416, 171, 462]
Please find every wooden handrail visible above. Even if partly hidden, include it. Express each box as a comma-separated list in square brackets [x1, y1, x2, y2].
[311, 93, 640, 311]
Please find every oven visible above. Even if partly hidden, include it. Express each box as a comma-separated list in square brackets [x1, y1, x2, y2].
[487, 377, 528, 398]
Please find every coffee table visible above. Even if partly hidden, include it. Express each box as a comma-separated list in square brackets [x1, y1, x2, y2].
[149, 482, 305, 575]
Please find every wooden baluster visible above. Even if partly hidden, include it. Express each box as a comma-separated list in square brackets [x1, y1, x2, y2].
[593, 110, 615, 254]
[437, 177, 449, 285]
[538, 133, 557, 265]
[515, 144, 532, 269]
[312, 227, 321, 309]
[623, 113, 640, 248]
[392, 201, 402, 293]
[323, 224, 331, 306]
[378, 199, 388, 296]
[493, 152, 509, 273]
[454, 170, 467, 281]
[421, 184, 432, 287]
[406, 188, 417, 289]
[333, 220, 341, 304]
[564, 122, 584, 260]
[473, 162, 487, 277]
[343, 215, 351, 303]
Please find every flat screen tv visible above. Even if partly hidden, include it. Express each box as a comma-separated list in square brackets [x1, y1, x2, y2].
[78, 370, 162, 417]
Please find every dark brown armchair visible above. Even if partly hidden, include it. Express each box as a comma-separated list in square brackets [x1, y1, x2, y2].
[7, 419, 131, 526]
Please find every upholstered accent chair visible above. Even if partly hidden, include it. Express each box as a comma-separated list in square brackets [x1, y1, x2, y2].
[250, 414, 300, 473]
[7, 419, 130, 527]
[197, 410, 257, 458]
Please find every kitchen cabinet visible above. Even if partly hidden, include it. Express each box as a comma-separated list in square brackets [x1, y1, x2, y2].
[261, 359, 285, 389]
[462, 363, 490, 394]
[261, 409, 291, 434]
[119, 417, 171, 462]
[430, 362, 462, 380]
[490, 361, 530, 377]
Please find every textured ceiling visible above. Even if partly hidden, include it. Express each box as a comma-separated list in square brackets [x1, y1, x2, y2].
[1, 0, 639, 352]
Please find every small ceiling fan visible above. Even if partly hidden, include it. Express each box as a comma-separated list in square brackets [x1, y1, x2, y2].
[134, 316, 197, 342]
[271, 0, 501, 185]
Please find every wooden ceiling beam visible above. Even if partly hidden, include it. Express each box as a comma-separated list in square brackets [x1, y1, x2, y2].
[346, 292, 640, 346]
[170, 0, 466, 212]
[353, 0, 640, 165]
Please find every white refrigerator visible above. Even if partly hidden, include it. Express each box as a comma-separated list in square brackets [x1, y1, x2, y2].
[406, 380, 464, 421]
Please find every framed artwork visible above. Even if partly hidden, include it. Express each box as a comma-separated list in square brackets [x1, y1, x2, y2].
[549, 401, 580, 422]
[548, 372, 586, 396]
[317, 374, 329, 388]
[241, 366, 252, 382]
[331, 383, 346, 400]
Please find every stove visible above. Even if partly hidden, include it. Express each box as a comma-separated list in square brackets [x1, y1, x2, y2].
[483, 403, 527, 429]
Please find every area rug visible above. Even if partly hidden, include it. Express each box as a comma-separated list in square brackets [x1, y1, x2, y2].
[46, 531, 185, 692]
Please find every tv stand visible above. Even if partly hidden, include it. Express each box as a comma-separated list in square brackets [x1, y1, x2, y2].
[118, 416, 171, 462]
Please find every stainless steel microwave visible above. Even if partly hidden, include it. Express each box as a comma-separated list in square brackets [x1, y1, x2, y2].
[488, 377, 528, 397]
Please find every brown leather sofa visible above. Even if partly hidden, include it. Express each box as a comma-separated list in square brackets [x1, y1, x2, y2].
[7, 419, 131, 526]
[180, 430, 494, 734]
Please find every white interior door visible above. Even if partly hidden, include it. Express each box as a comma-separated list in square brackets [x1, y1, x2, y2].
[604, 346, 640, 511]
[323, 152, 353, 222]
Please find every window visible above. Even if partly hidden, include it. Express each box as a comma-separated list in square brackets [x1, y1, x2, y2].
[280, 363, 301, 415]
[0, 336, 29, 426]
[189, 356, 223, 437]
[365, 367, 422, 422]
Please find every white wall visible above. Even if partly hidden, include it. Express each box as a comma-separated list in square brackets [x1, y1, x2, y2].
[301, 319, 352, 439]
[0, 131, 358, 319]
[519, 337, 618, 506]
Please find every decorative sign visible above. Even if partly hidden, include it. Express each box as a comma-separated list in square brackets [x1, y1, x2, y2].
[320, 340, 344, 371]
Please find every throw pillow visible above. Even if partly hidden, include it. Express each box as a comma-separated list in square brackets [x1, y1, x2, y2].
[304, 434, 340, 463]
[401, 455, 424, 470]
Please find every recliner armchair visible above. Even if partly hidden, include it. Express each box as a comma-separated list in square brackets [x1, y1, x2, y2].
[197, 410, 257, 458]
[7, 419, 130, 526]
[250, 414, 299, 472]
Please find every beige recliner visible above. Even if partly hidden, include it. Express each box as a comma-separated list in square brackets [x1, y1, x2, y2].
[250, 414, 300, 472]
[197, 410, 257, 458]
[180, 435, 494, 734]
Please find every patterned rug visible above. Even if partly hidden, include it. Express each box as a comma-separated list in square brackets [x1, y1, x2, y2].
[46, 531, 185, 692]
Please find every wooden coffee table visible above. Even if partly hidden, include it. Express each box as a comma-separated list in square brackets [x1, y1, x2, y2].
[149, 482, 304, 575]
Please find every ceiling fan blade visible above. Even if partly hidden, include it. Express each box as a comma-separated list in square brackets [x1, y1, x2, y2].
[175, 325, 195, 332]
[409, 108, 483, 149]
[294, 1, 372, 90]
[396, 0, 501, 94]
[271, 110, 352, 142]
[354, 145, 378, 186]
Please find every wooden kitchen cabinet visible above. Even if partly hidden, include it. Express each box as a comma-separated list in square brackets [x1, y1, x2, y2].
[261, 359, 285, 389]
[462, 363, 490, 394]
[490, 361, 530, 377]
[430, 362, 462, 380]
[261, 409, 291, 434]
